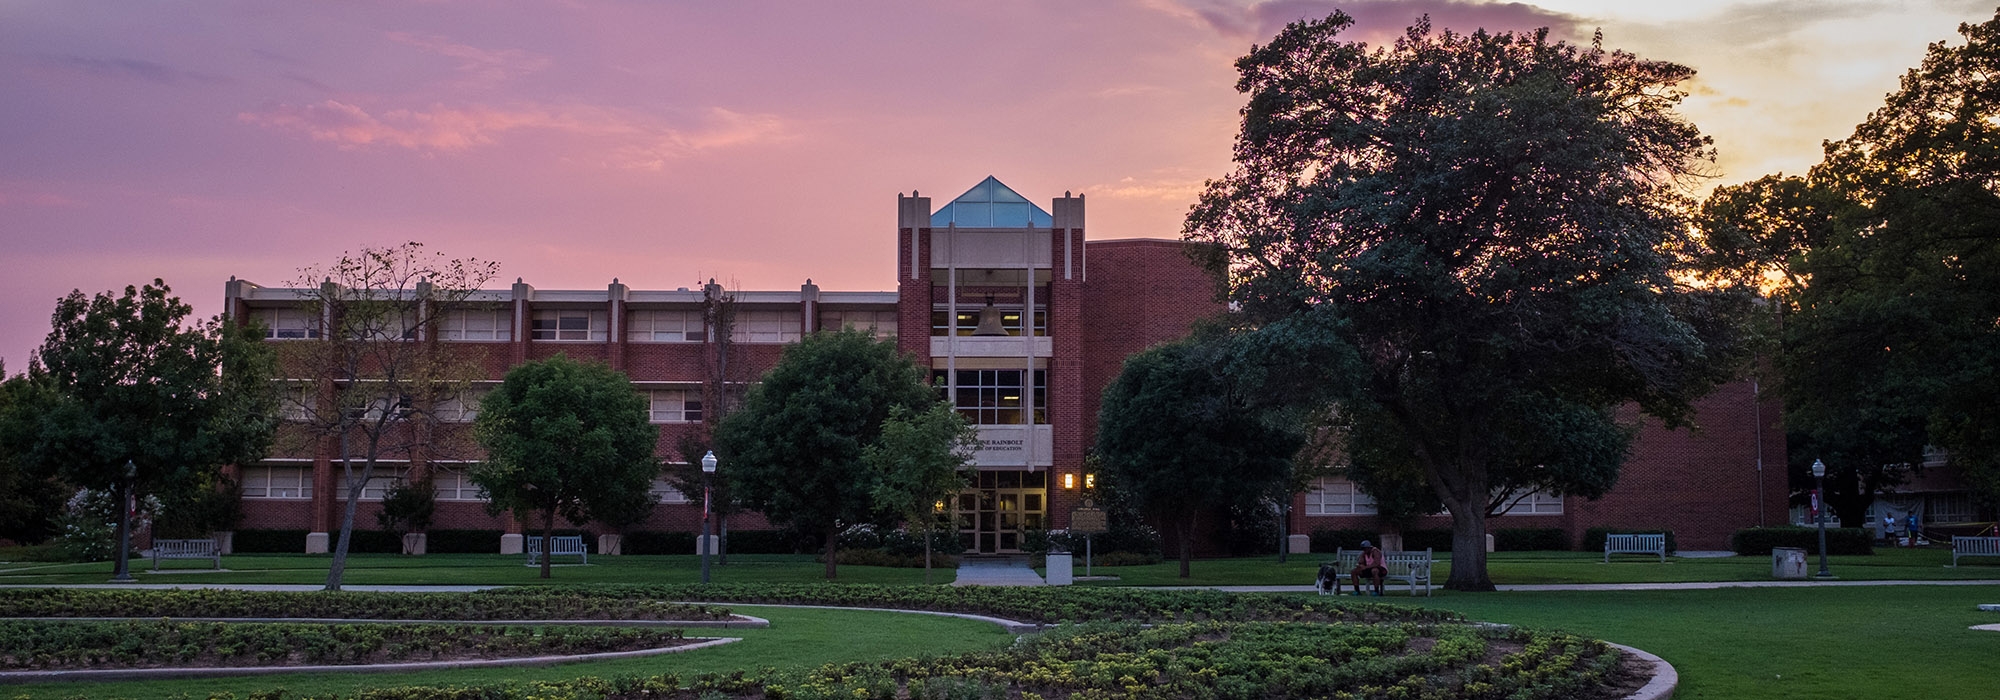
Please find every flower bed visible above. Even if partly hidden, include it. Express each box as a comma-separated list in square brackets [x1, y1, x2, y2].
[0, 588, 733, 622]
[0, 620, 688, 670]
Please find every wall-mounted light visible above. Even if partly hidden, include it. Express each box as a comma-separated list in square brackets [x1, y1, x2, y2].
[1062, 473, 1076, 490]
[1085, 473, 1095, 490]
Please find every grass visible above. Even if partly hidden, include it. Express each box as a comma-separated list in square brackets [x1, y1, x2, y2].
[0, 604, 1017, 699]
[0, 553, 950, 587]
[1375, 585, 2000, 700]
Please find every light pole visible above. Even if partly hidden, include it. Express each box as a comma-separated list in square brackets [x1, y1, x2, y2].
[110, 459, 137, 582]
[700, 450, 717, 585]
[1812, 458, 1833, 579]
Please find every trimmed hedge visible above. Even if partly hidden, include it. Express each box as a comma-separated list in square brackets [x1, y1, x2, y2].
[725, 529, 806, 554]
[345, 529, 402, 554]
[1401, 529, 1455, 552]
[1730, 526, 1875, 556]
[426, 529, 503, 554]
[623, 531, 696, 555]
[232, 529, 308, 553]
[1493, 528, 1570, 552]
[1307, 528, 1376, 554]
[1582, 527, 1677, 555]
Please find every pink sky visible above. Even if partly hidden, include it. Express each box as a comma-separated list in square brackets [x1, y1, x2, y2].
[1, 0, 1992, 370]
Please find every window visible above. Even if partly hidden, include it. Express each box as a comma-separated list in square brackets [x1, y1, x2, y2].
[1305, 478, 1378, 516]
[1495, 489, 1564, 515]
[432, 388, 489, 422]
[931, 307, 1047, 336]
[249, 308, 319, 340]
[731, 309, 802, 343]
[649, 389, 703, 423]
[279, 384, 313, 421]
[242, 465, 313, 499]
[651, 477, 691, 504]
[628, 310, 707, 342]
[440, 308, 511, 341]
[346, 309, 421, 341]
[531, 310, 608, 341]
[820, 310, 897, 339]
[432, 468, 484, 501]
[1926, 493, 1973, 523]
[934, 369, 1046, 425]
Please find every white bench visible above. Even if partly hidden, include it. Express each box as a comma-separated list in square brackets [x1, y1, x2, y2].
[1951, 536, 2000, 566]
[526, 535, 588, 565]
[1603, 533, 1667, 563]
[150, 539, 221, 571]
[1316, 548, 1434, 597]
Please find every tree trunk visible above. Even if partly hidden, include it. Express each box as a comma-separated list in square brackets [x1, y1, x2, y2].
[1177, 516, 1193, 579]
[539, 515, 553, 580]
[1277, 500, 1290, 564]
[823, 528, 838, 580]
[1444, 505, 1495, 591]
[923, 526, 933, 586]
[719, 518, 729, 566]
[325, 451, 374, 592]
[110, 480, 134, 582]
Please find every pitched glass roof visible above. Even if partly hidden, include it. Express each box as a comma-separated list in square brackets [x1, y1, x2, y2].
[931, 176, 1052, 228]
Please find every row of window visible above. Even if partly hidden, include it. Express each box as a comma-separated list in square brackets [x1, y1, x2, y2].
[1302, 478, 1565, 516]
[251, 308, 895, 344]
[279, 388, 703, 424]
[240, 465, 694, 504]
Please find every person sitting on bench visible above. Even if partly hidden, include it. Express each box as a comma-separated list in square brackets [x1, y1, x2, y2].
[1352, 540, 1387, 596]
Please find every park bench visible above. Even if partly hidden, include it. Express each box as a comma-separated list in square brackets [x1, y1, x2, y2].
[150, 538, 221, 571]
[525, 535, 589, 566]
[1603, 533, 1667, 563]
[1316, 548, 1435, 597]
[1951, 536, 2000, 567]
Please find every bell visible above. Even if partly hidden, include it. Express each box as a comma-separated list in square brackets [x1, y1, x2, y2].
[971, 301, 1009, 336]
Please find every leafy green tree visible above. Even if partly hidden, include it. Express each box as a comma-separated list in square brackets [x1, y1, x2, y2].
[1184, 14, 1751, 590]
[1098, 333, 1305, 578]
[0, 364, 68, 544]
[865, 402, 976, 583]
[23, 280, 277, 579]
[716, 328, 938, 579]
[471, 355, 659, 579]
[280, 243, 497, 590]
[1699, 12, 2000, 522]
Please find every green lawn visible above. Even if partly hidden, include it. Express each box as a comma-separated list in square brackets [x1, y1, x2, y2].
[0, 604, 1017, 699]
[0, 553, 951, 587]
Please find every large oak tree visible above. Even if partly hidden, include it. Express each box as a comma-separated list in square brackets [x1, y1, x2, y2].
[1185, 14, 1752, 590]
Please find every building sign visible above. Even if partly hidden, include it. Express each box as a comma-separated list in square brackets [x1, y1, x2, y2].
[1069, 507, 1107, 534]
[970, 425, 1052, 467]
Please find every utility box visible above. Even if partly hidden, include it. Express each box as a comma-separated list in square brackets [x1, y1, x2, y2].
[1772, 547, 1808, 579]
[1288, 534, 1311, 554]
[1045, 553, 1074, 585]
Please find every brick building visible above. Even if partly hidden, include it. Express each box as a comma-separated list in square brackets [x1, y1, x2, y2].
[225, 176, 1783, 555]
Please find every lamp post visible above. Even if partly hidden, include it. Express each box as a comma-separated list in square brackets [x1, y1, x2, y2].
[700, 451, 717, 585]
[1811, 458, 1833, 579]
[110, 459, 137, 582]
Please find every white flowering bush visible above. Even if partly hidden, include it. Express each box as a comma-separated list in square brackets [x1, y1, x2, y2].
[55, 488, 162, 562]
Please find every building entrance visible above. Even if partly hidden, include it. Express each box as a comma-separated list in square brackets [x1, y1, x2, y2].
[956, 470, 1047, 554]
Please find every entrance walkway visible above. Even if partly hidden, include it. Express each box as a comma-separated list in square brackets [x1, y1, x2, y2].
[951, 557, 1045, 587]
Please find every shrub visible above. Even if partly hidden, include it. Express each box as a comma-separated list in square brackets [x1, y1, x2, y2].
[344, 530, 402, 554]
[1400, 528, 1455, 552]
[1582, 527, 1677, 555]
[233, 529, 310, 554]
[426, 529, 503, 554]
[375, 480, 436, 536]
[1493, 528, 1570, 551]
[1730, 526, 1874, 556]
[1308, 528, 1377, 553]
[623, 531, 696, 555]
[832, 548, 959, 569]
[725, 529, 805, 554]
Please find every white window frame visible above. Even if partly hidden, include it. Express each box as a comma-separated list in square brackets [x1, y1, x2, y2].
[820, 310, 898, 339]
[627, 310, 707, 343]
[241, 465, 314, 499]
[649, 388, 703, 423]
[439, 308, 512, 341]
[431, 467, 485, 502]
[531, 310, 608, 341]
[731, 309, 802, 343]
[651, 476, 691, 504]
[1495, 489, 1565, 516]
[249, 308, 320, 340]
[1304, 477, 1378, 516]
[432, 388, 490, 423]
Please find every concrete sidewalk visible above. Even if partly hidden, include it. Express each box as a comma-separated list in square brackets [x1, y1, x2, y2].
[952, 557, 1045, 586]
[1181, 579, 2000, 594]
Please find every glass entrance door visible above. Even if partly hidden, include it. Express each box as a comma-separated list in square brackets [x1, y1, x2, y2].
[955, 471, 1046, 554]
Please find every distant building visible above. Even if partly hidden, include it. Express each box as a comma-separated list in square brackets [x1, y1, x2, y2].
[225, 176, 1784, 555]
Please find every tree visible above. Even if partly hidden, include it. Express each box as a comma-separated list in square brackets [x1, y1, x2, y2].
[1184, 14, 1751, 590]
[663, 280, 749, 563]
[1699, 11, 2000, 521]
[471, 355, 658, 579]
[716, 328, 938, 579]
[279, 243, 497, 590]
[1097, 333, 1305, 578]
[23, 280, 276, 579]
[0, 364, 68, 545]
[864, 402, 976, 583]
